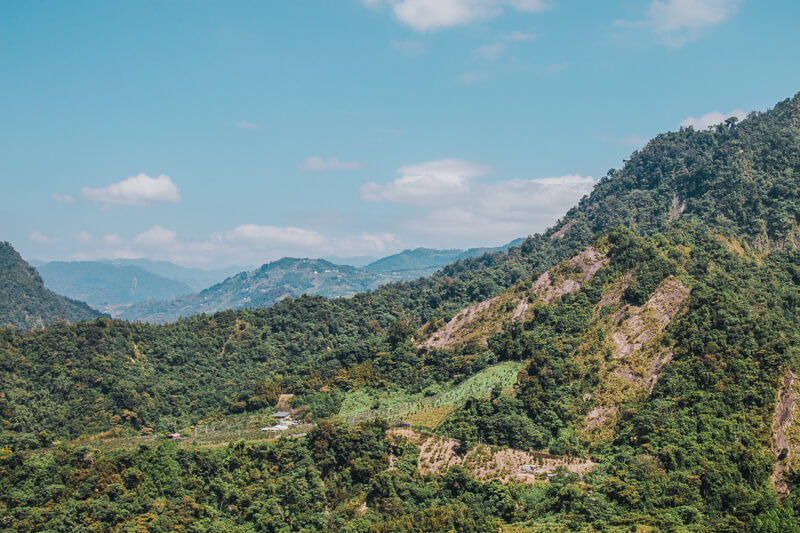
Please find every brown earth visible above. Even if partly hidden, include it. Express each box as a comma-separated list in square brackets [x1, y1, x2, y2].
[771, 369, 799, 498]
[582, 276, 690, 434]
[389, 429, 596, 484]
[421, 297, 498, 350]
[419, 246, 609, 351]
[533, 246, 608, 305]
[610, 276, 690, 360]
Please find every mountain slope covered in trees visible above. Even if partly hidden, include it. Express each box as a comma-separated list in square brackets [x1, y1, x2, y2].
[115, 258, 386, 323]
[114, 241, 526, 324]
[0, 242, 106, 330]
[1, 92, 800, 531]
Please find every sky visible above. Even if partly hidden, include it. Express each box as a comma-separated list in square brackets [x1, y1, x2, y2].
[2, 0, 800, 268]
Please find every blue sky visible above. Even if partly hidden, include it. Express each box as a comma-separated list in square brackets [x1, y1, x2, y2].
[2, 0, 799, 268]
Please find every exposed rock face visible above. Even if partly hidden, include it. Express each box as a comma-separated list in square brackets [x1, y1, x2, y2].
[610, 276, 690, 361]
[388, 428, 596, 484]
[771, 370, 800, 498]
[582, 276, 691, 435]
[532, 246, 608, 305]
[419, 246, 609, 351]
[420, 297, 498, 350]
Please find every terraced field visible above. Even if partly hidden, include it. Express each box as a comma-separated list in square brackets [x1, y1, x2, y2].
[338, 361, 526, 429]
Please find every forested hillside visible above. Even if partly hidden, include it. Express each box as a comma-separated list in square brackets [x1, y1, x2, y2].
[0, 243, 106, 330]
[115, 258, 386, 323]
[1, 92, 800, 531]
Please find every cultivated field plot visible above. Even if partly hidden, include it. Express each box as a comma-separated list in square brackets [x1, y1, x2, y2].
[339, 361, 526, 429]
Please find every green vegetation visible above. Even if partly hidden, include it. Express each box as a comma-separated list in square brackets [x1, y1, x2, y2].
[2, 92, 800, 531]
[0, 242, 106, 330]
[339, 361, 524, 428]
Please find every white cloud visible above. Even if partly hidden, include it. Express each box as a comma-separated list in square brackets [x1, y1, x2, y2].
[82, 173, 181, 206]
[360, 159, 490, 204]
[413, 175, 595, 240]
[217, 224, 325, 248]
[52, 193, 75, 204]
[506, 30, 536, 41]
[650, 0, 739, 31]
[362, 159, 594, 242]
[134, 225, 178, 246]
[29, 231, 59, 244]
[300, 156, 362, 172]
[619, 0, 740, 46]
[367, 0, 548, 31]
[72, 231, 92, 242]
[457, 71, 492, 84]
[679, 108, 747, 130]
[235, 120, 261, 129]
[390, 39, 426, 57]
[70, 224, 401, 268]
[475, 42, 506, 60]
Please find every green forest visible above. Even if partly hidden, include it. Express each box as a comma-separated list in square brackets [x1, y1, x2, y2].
[1, 93, 800, 531]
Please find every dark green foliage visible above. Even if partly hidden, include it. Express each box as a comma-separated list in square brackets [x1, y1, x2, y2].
[3, 92, 800, 530]
[0, 242, 106, 330]
[439, 390, 547, 449]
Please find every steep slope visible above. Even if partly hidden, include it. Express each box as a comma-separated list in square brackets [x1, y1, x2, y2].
[38, 261, 193, 312]
[3, 92, 800, 531]
[115, 258, 386, 323]
[546, 92, 800, 249]
[0, 242, 106, 329]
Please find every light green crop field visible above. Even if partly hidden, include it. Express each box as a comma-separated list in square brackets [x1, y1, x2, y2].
[339, 361, 526, 429]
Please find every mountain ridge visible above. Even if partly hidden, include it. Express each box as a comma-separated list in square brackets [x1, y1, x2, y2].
[2, 91, 800, 530]
[0, 242, 107, 329]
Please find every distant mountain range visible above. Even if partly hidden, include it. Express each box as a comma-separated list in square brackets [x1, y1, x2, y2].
[21, 240, 525, 324]
[37, 261, 194, 313]
[97, 258, 250, 292]
[111, 239, 525, 323]
[364, 240, 525, 275]
[115, 258, 382, 323]
[0, 242, 107, 329]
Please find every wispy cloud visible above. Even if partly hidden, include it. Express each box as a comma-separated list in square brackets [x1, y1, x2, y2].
[506, 30, 536, 41]
[390, 39, 426, 57]
[134, 225, 178, 246]
[72, 231, 92, 242]
[300, 156, 362, 172]
[474, 42, 506, 60]
[235, 120, 262, 129]
[617, 0, 741, 46]
[52, 193, 75, 204]
[679, 108, 747, 130]
[82, 174, 181, 206]
[365, 0, 549, 31]
[457, 71, 492, 84]
[361, 158, 594, 242]
[360, 159, 489, 204]
[29, 231, 59, 244]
